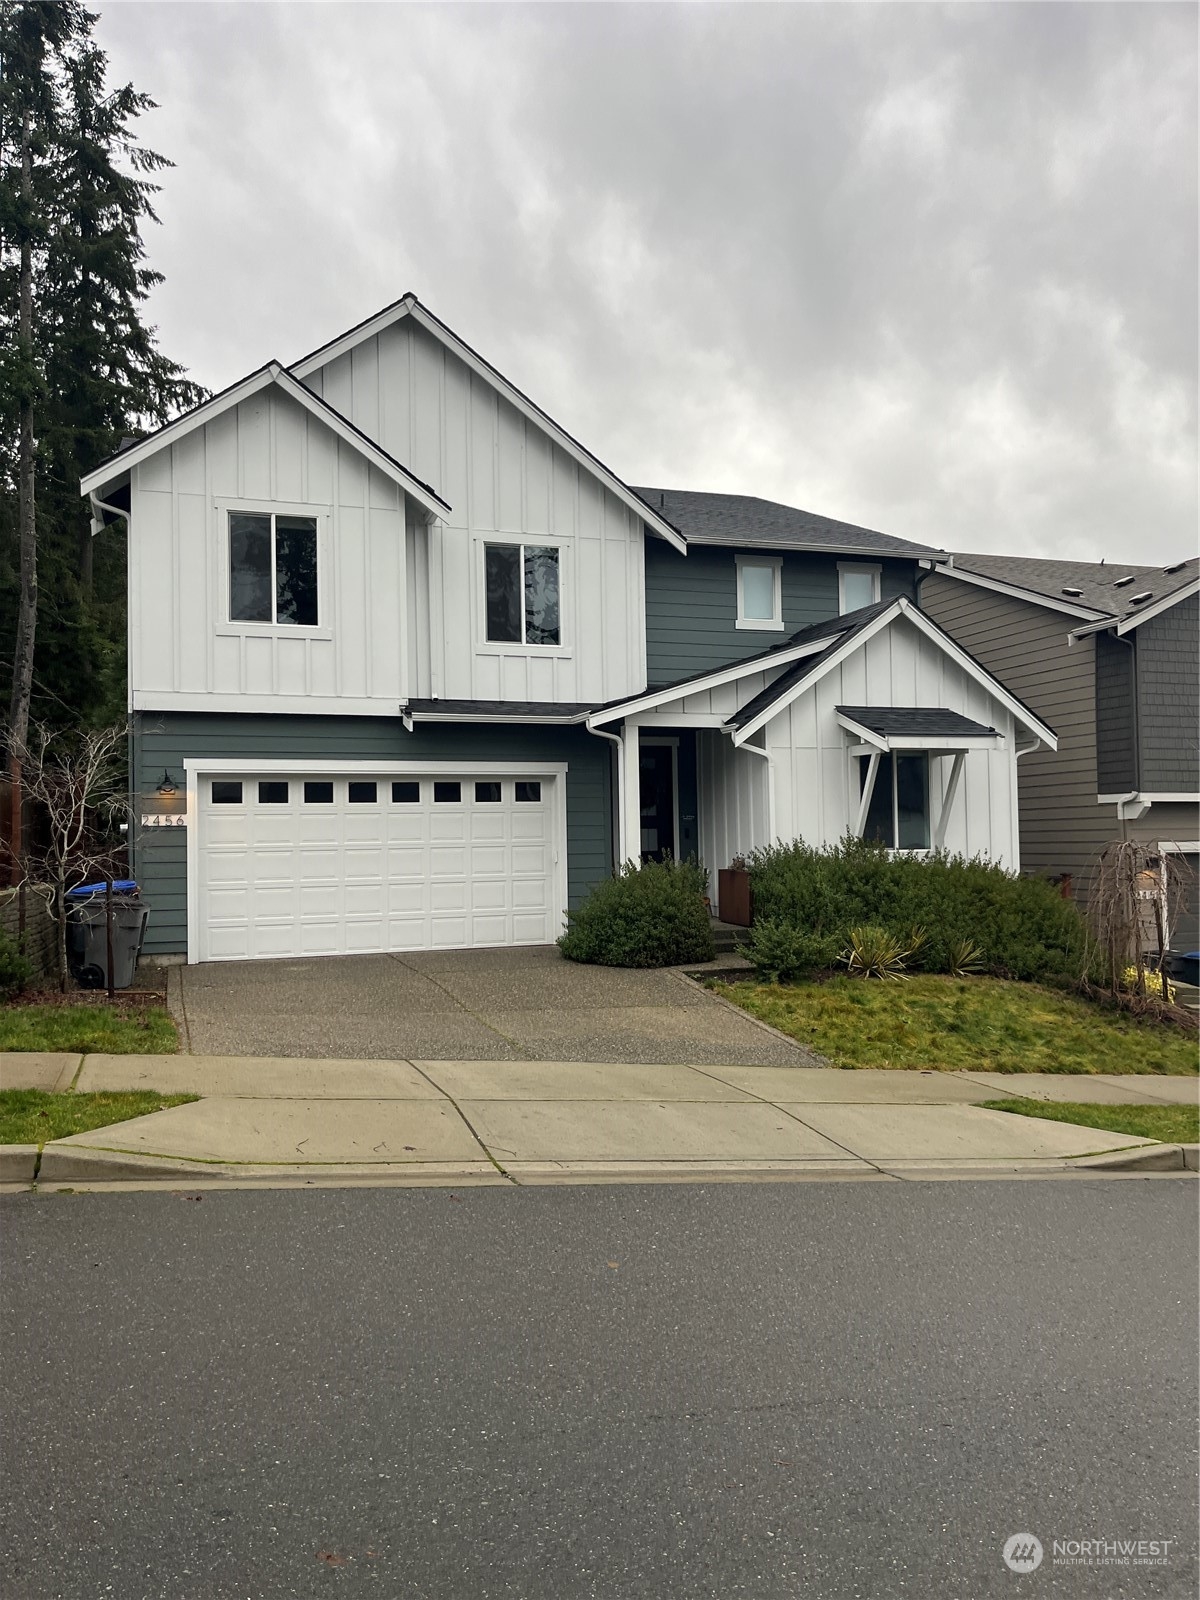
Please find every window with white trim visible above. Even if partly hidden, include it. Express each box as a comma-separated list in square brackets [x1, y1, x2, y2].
[859, 753, 930, 850]
[838, 563, 881, 614]
[736, 555, 783, 630]
[230, 511, 318, 625]
[485, 543, 561, 645]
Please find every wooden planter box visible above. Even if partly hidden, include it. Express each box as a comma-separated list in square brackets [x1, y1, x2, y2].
[717, 867, 752, 927]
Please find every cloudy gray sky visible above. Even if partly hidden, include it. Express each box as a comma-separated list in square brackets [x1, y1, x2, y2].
[97, 1, 1196, 562]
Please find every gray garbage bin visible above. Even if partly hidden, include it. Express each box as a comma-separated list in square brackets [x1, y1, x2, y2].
[66, 886, 149, 990]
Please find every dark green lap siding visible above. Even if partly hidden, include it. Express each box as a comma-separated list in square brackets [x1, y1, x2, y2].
[132, 713, 613, 956]
[644, 544, 919, 684]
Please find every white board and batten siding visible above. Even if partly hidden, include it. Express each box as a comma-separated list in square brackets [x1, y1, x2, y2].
[302, 316, 648, 705]
[129, 387, 409, 714]
[764, 614, 1021, 868]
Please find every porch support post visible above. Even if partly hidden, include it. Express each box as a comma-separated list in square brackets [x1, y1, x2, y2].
[934, 751, 965, 851]
[621, 719, 643, 868]
[854, 751, 882, 838]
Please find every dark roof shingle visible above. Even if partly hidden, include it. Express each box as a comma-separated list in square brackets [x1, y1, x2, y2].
[835, 707, 998, 739]
[632, 487, 944, 558]
[948, 553, 1199, 622]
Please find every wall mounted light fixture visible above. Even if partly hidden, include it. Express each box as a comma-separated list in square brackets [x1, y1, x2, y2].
[155, 770, 178, 797]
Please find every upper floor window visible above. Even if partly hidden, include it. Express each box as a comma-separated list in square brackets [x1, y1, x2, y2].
[859, 753, 930, 851]
[230, 512, 318, 626]
[736, 554, 783, 630]
[838, 562, 881, 614]
[485, 543, 560, 646]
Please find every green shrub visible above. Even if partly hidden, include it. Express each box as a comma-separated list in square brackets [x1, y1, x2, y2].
[745, 918, 840, 984]
[559, 857, 715, 968]
[747, 836, 1092, 984]
[844, 923, 914, 980]
[0, 930, 33, 1003]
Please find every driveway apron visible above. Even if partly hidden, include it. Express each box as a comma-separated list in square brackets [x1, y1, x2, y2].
[172, 947, 819, 1067]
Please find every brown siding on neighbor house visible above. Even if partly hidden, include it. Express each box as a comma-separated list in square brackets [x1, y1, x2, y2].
[920, 573, 1116, 899]
[1094, 629, 1139, 794]
[1136, 594, 1200, 794]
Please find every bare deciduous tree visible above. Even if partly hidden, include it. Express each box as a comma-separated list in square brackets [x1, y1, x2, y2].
[1087, 837, 1195, 1010]
[12, 721, 129, 990]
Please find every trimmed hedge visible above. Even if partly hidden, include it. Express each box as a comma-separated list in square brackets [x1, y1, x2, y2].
[747, 837, 1094, 984]
[559, 858, 715, 968]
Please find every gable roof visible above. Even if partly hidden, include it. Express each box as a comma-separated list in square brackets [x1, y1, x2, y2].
[291, 293, 687, 554]
[79, 362, 451, 522]
[632, 486, 946, 560]
[938, 552, 1200, 626]
[728, 597, 1057, 750]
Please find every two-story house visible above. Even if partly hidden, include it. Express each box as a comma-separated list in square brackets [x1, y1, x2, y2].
[921, 554, 1200, 954]
[81, 294, 1055, 964]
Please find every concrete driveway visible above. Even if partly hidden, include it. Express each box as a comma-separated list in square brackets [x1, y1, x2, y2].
[169, 947, 818, 1066]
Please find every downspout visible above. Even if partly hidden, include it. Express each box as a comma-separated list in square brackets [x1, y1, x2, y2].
[586, 722, 624, 871]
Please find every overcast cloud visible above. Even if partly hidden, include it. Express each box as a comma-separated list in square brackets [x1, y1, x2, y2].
[96, 1, 1196, 561]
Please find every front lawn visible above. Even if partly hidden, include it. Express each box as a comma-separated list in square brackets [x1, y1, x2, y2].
[713, 974, 1199, 1074]
[0, 1003, 179, 1055]
[983, 1099, 1199, 1145]
[0, 1089, 197, 1147]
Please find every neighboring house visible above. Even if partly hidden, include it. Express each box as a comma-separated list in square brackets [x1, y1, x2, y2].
[80, 293, 1055, 963]
[921, 554, 1200, 953]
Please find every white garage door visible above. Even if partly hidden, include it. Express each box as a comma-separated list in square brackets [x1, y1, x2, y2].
[193, 768, 563, 961]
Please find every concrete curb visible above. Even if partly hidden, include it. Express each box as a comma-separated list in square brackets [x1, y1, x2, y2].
[0, 1145, 39, 1182]
[1072, 1143, 1198, 1173]
[36, 1145, 234, 1183]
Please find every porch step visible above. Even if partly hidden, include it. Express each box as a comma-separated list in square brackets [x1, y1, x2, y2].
[711, 920, 751, 955]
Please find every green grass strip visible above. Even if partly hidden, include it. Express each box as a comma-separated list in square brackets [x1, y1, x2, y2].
[0, 1089, 197, 1147]
[713, 974, 1199, 1074]
[982, 1098, 1198, 1145]
[0, 1004, 179, 1055]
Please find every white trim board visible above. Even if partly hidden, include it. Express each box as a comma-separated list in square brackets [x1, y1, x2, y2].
[1097, 793, 1200, 805]
[1069, 577, 1200, 639]
[290, 294, 687, 554]
[587, 635, 842, 729]
[80, 363, 451, 524]
[183, 757, 569, 965]
[731, 596, 1058, 750]
[835, 711, 1001, 752]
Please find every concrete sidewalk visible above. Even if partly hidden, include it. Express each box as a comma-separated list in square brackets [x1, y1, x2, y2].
[3, 1052, 1196, 1187]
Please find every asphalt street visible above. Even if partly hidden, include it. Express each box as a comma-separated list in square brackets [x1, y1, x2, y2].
[1, 1180, 1196, 1600]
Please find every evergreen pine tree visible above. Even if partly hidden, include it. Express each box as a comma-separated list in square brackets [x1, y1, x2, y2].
[1, 0, 205, 742]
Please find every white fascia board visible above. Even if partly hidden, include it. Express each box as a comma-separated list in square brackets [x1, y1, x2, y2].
[1112, 577, 1200, 634]
[731, 603, 905, 746]
[81, 365, 279, 497]
[1158, 840, 1200, 852]
[1069, 578, 1200, 641]
[1097, 792, 1200, 805]
[931, 562, 1110, 621]
[80, 363, 452, 523]
[732, 596, 1059, 751]
[834, 712, 998, 751]
[292, 296, 687, 554]
[587, 635, 842, 729]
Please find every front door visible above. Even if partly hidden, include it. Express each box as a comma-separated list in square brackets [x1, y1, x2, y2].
[639, 744, 676, 863]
